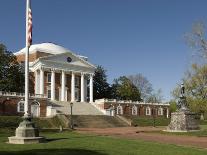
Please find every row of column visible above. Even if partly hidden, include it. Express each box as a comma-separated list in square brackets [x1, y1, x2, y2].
[35, 68, 94, 103]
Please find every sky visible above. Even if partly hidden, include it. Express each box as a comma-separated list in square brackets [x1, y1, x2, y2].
[0, 0, 207, 101]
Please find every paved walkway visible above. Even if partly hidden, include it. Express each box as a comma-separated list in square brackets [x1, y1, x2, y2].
[77, 127, 207, 149]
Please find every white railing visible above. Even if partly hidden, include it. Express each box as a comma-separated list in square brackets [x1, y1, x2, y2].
[95, 98, 170, 106]
[0, 91, 47, 99]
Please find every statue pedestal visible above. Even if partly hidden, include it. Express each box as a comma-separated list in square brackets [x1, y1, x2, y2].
[166, 110, 200, 132]
[8, 116, 45, 144]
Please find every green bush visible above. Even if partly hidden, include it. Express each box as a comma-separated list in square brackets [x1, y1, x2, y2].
[0, 116, 67, 129]
[0, 116, 22, 128]
[131, 116, 170, 127]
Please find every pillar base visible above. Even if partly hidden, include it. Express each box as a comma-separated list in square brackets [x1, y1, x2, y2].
[8, 114, 45, 144]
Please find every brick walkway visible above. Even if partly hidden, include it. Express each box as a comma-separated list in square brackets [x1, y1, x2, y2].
[77, 127, 207, 149]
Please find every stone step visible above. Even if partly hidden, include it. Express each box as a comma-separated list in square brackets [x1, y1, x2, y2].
[50, 101, 104, 115]
[68, 115, 129, 128]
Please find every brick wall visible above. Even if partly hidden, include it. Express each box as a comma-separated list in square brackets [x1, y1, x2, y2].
[0, 96, 48, 117]
[102, 102, 169, 118]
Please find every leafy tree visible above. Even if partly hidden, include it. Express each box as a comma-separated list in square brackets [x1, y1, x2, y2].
[112, 76, 141, 101]
[169, 100, 177, 113]
[128, 74, 153, 101]
[172, 64, 207, 118]
[93, 66, 111, 100]
[0, 44, 24, 92]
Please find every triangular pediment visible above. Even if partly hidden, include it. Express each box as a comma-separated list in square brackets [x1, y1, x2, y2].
[39, 52, 95, 69]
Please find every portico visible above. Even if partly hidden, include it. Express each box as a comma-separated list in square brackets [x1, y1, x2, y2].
[34, 67, 94, 103]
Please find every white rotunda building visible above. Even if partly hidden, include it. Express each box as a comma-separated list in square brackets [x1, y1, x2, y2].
[15, 43, 96, 103]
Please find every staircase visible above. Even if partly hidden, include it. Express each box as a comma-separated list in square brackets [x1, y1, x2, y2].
[50, 101, 104, 115]
[69, 115, 129, 128]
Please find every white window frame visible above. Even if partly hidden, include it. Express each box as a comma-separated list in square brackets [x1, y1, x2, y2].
[158, 107, 163, 116]
[47, 87, 51, 99]
[47, 73, 51, 83]
[17, 100, 24, 113]
[132, 105, 137, 115]
[31, 101, 40, 117]
[146, 106, 151, 116]
[117, 105, 123, 115]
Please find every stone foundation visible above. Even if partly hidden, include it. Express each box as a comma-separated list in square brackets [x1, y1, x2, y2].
[167, 111, 200, 132]
[8, 116, 45, 144]
[8, 136, 45, 144]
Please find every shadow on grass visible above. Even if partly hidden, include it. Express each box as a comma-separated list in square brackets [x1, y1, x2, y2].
[46, 138, 69, 142]
[0, 148, 107, 155]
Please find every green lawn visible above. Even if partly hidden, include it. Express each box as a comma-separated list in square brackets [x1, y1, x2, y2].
[144, 125, 207, 137]
[0, 130, 206, 155]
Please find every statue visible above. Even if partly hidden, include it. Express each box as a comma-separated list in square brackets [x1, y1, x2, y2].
[177, 83, 188, 111]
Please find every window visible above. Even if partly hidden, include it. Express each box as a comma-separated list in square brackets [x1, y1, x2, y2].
[47, 73, 51, 83]
[47, 89, 51, 99]
[75, 77, 80, 88]
[17, 100, 24, 113]
[117, 105, 123, 115]
[146, 107, 151, 116]
[158, 107, 163, 116]
[132, 105, 137, 115]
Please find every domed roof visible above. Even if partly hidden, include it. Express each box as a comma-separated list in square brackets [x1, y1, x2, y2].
[14, 42, 72, 55]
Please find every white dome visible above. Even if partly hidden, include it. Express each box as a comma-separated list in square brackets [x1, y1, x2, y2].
[14, 43, 72, 55]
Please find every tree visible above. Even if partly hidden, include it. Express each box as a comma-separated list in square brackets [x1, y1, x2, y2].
[185, 21, 207, 61]
[93, 66, 111, 100]
[112, 76, 141, 101]
[146, 88, 163, 103]
[0, 44, 24, 92]
[172, 64, 207, 118]
[169, 100, 177, 113]
[128, 74, 153, 101]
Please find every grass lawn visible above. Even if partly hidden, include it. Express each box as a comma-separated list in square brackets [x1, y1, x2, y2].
[0, 130, 206, 155]
[144, 125, 207, 137]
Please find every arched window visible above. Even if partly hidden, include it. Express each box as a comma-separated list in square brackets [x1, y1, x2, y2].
[158, 107, 163, 116]
[17, 100, 24, 113]
[117, 104, 123, 115]
[31, 101, 40, 117]
[132, 105, 137, 115]
[146, 106, 151, 116]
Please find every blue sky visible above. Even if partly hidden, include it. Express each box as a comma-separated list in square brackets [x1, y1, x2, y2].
[1, 0, 207, 101]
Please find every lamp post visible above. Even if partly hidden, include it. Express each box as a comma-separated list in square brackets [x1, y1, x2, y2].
[70, 102, 74, 129]
[152, 97, 156, 127]
[152, 106, 156, 127]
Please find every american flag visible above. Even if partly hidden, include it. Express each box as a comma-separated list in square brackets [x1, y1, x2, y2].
[27, 4, 32, 47]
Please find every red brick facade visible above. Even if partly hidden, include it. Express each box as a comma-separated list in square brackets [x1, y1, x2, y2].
[0, 96, 47, 117]
[95, 100, 170, 118]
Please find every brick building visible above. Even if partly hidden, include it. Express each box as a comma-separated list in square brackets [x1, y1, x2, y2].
[15, 42, 96, 102]
[0, 92, 47, 117]
[0, 43, 96, 117]
[94, 99, 170, 118]
[0, 43, 170, 118]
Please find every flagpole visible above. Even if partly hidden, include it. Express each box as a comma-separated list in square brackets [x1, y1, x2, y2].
[24, 0, 30, 116]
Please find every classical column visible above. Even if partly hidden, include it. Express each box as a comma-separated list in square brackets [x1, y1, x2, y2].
[89, 74, 93, 103]
[166, 108, 169, 118]
[51, 69, 55, 100]
[34, 70, 39, 95]
[84, 78, 88, 101]
[39, 68, 44, 96]
[61, 70, 66, 101]
[81, 73, 85, 102]
[71, 72, 75, 102]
